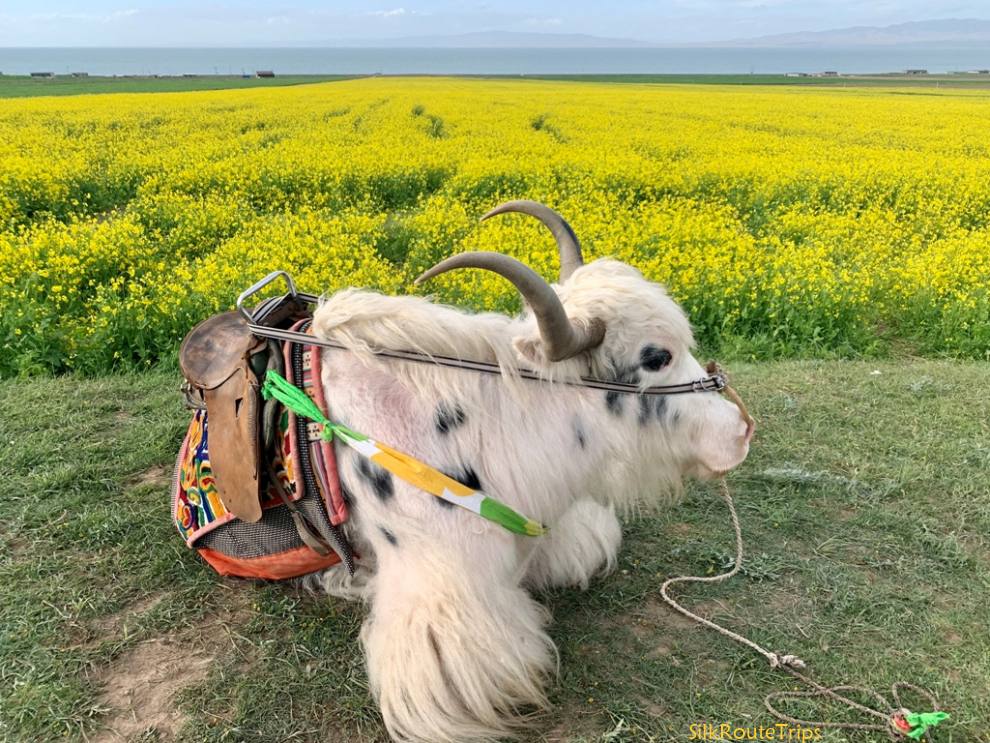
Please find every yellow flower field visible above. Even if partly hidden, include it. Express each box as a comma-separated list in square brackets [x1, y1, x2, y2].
[1, 77, 988, 374]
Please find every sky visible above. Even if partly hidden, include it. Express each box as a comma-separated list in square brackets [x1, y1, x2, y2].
[0, 1, 986, 46]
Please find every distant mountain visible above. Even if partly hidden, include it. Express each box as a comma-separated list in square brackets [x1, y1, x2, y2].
[319, 31, 657, 49]
[248, 20, 990, 50]
[716, 18, 990, 48]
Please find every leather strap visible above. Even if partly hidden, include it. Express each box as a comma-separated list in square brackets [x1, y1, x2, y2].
[266, 460, 332, 557]
[246, 323, 727, 397]
[202, 369, 263, 523]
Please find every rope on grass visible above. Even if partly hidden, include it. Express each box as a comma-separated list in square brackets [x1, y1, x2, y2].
[658, 479, 948, 741]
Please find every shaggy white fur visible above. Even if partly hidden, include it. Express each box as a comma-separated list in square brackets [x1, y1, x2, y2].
[310, 258, 751, 742]
[523, 499, 623, 591]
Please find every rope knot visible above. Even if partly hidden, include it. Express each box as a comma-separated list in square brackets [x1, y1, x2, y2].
[768, 652, 806, 670]
[890, 709, 913, 737]
[892, 709, 951, 740]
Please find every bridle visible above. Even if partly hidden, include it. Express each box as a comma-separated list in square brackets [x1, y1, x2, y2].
[240, 277, 729, 399]
[246, 321, 727, 397]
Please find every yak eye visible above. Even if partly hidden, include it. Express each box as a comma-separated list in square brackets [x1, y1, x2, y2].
[640, 344, 672, 371]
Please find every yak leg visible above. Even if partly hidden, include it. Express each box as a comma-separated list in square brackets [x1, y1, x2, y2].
[524, 498, 622, 591]
[361, 533, 555, 743]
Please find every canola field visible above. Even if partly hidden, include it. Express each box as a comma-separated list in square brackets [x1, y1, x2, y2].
[1, 77, 988, 375]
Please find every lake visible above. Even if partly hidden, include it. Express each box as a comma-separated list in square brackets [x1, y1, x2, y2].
[0, 46, 987, 76]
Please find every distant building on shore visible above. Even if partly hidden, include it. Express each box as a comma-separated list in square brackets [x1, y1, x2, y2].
[785, 72, 810, 77]
[256, 70, 275, 78]
[905, 69, 928, 75]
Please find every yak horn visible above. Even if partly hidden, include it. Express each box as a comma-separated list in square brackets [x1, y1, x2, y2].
[414, 252, 605, 362]
[481, 200, 584, 282]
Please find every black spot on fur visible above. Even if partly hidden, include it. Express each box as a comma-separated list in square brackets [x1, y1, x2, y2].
[638, 395, 651, 426]
[640, 345, 673, 371]
[456, 467, 482, 491]
[379, 526, 398, 546]
[339, 480, 355, 508]
[605, 390, 623, 415]
[654, 394, 669, 422]
[436, 466, 483, 509]
[435, 402, 466, 434]
[574, 419, 587, 449]
[356, 458, 394, 502]
[605, 363, 640, 416]
[638, 394, 670, 426]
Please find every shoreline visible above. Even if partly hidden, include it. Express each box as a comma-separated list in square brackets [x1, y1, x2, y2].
[3, 71, 990, 98]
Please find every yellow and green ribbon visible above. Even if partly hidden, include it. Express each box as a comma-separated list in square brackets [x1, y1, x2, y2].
[262, 371, 546, 537]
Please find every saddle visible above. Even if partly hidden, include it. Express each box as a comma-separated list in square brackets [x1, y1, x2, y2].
[175, 273, 354, 579]
[180, 311, 266, 522]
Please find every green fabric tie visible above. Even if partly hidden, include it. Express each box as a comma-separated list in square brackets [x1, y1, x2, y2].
[261, 371, 365, 442]
[904, 711, 949, 740]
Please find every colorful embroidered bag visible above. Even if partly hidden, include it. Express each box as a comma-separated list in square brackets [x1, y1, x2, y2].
[172, 315, 354, 580]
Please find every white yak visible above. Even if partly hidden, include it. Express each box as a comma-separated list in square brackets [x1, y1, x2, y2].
[308, 201, 753, 742]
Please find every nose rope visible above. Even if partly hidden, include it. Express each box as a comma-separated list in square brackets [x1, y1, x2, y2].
[658, 479, 948, 741]
[705, 361, 755, 431]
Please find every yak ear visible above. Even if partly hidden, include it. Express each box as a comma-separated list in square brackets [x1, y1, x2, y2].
[512, 332, 548, 366]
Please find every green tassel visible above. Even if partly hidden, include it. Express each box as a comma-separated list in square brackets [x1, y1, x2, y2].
[479, 497, 547, 537]
[904, 711, 949, 740]
[261, 371, 330, 427]
[261, 372, 369, 444]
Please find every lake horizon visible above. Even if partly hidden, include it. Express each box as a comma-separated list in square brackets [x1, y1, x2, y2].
[1, 46, 988, 77]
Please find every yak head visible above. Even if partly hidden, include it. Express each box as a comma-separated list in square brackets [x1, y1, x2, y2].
[416, 201, 753, 487]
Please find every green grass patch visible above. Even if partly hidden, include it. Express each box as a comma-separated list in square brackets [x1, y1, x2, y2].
[0, 74, 359, 98]
[1, 359, 987, 740]
[497, 73, 990, 89]
[5, 73, 990, 100]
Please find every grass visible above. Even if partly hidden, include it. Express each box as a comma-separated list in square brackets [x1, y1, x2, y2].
[1, 359, 987, 741]
[3, 72, 989, 99]
[0, 74, 358, 98]
[508, 73, 990, 89]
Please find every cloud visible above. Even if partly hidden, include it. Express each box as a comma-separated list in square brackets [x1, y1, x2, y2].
[21, 8, 139, 24]
[524, 16, 564, 27]
[368, 8, 407, 18]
